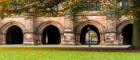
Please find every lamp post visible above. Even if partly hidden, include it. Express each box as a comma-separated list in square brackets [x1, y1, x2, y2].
[87, 26, 91, 48]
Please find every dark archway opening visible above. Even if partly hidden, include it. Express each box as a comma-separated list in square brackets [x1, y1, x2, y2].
[121, 24, 133, 45]
[42, 25, 61, 44]
[6, 25, 23, 44]
[80, 25, 100, 45]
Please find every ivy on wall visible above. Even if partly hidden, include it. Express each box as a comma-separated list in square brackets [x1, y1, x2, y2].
[0, 0, 97, 17]
[0, 0, 64, 17]
[0, 0, 133, 20]
[100, 0, 131, 20]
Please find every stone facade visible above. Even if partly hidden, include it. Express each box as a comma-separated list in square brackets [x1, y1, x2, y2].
[0, 0, 134, 47]
[0, 11, 133, 45]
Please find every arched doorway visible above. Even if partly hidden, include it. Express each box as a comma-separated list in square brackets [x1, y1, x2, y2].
[42, 25, 61, 44]
[121, 24, 133, 45]
[6, 25, 23, 44]
[80, 25, 100, 45]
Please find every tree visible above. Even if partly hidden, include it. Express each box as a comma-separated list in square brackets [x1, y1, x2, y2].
[131, 0, 140, 48]
[0, 0, 98, 17]
[100, 0, 130, 20]
[0, 0, 64, 17]
[63, 0, 95, 15]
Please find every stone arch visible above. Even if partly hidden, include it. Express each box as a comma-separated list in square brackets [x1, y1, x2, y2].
[0, 21, 26, 44]
[36, 21, 64, 34]
[75, 21, 105, 45]
[36, 21, 64, 44]
[117, 20, 132, 33]
[6, 25, 23, 44]
[117, 20, 133, 45]
[0, 21, 26, 34]
[75, 21, 105, 33]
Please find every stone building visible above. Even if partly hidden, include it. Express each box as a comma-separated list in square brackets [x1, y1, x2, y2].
[0, 0, 133, 46]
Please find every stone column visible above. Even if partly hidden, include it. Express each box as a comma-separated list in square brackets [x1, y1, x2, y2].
[23, 18, 34, 45]
[34, 33, 42, 45]
[104, 20, 119, 45]
[23, 33, 34, 44]
[75, 33, 81, 45]
[0, 34, 6, 44]
[61, 15, 75, 45]
[105, 32, 118, 45]
[99, 33, 105, 45]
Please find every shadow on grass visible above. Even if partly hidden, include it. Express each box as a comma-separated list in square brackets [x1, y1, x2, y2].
[0, 47, 140, 52]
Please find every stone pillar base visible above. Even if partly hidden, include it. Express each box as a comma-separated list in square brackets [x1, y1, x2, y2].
[23, 42, 34, 45]
[105, 32, 118, 45]
[23, 33, 34, 45]
[61, 32, 75, 45]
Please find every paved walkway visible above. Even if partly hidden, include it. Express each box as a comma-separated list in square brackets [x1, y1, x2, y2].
[0, 45, 131, 49]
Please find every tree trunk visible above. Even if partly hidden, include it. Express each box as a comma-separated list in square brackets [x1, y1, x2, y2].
[133, 19, 140, 48]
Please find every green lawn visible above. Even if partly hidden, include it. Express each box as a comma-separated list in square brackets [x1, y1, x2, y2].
[0, 47, 140, 60]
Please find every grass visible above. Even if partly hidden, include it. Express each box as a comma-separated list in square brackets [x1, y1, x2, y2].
[0, 47, 140, 60]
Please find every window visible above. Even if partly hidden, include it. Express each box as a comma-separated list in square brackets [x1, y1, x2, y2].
[83, 0, 100, 11]
[90, 0, 100, 11]
[118, 0, 129, 9]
